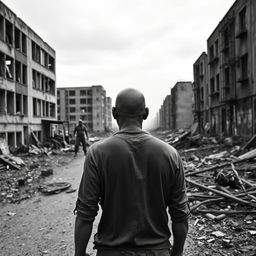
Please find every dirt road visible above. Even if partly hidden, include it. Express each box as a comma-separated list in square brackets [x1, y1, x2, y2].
[0, 151, 196, 256]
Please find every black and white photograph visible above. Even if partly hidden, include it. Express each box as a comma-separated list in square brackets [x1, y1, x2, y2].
[0, 0, 256, 255]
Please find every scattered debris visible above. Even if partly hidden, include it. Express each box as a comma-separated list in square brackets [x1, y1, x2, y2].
[39, 182, 71, 195]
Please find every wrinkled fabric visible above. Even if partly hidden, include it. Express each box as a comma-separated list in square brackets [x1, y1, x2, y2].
[76, 128, 190, 250]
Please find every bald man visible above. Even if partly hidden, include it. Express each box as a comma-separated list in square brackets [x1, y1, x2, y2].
[74, 88, 190, 256]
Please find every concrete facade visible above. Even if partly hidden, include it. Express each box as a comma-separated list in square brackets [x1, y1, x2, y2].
[193, 0, 256, 137]
[158, 82, 194, 131]
[0, 1, 56, 147]
[193, 52, 209, 134]
[57, 85, 112, 132]
[171, 82, 194, 130]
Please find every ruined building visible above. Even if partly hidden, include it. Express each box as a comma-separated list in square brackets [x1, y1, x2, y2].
[158, 82, 194, 130]
[193, 52, 209, 134]
[193, 0, 256, 137]
[57, 86, 112, 132]
[0, 2, 56, 147]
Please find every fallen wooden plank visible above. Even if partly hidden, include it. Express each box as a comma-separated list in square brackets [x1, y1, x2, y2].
[0, 155, 20, 170]
[186, 178, 256, 207]
[194, 209, 256, 215]
[238, 148, 256, 160]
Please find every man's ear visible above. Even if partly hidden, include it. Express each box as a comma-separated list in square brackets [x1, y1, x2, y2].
[143, 107, 149, 120]
[112, 107, 118, 119]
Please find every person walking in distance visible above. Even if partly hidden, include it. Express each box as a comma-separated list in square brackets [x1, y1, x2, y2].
[74, 119, 89, 156]
[74, 88, 190, 256]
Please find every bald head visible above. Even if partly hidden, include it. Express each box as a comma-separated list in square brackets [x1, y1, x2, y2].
[114, 88, 147, 118]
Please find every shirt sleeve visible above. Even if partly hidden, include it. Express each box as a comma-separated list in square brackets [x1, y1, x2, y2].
[75, 149, 100, 222]
[168, 152, 190, 223]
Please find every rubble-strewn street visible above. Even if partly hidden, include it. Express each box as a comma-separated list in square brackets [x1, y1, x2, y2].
[1, 131, 256, 255]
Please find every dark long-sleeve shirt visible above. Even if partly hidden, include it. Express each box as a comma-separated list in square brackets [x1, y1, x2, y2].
[75, 129, 190, 250]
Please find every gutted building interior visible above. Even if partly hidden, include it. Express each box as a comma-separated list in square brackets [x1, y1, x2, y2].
[0, 1, 56, 148]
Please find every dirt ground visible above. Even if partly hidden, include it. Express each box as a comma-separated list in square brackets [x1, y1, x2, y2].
[0, 142, 255, 255]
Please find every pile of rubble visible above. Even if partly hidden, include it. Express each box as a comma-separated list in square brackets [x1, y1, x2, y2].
[159, 129, 256, 255]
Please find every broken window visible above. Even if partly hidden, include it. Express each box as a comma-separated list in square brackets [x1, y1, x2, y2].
[16, 132, 22, 147]
[223, 29, 229, 49]
[7, 132, 15, 147]
[40, 49, 45, 66]
[31, 41, 41, 63]
[239, 6, 247, 31]
[45, 101, 49, 117]
[5, 55, 14, 80]
[32, 69, 36, 88]
[36, 71, 41, 90]
[70, 107, 76, 113]
[215, 40, 219, 56]
[41, 75, 45, 91]
[32, 41, 36, 61]
[22, 65, 27, 85]
[33, 98, 37, 116]
[21, 33, 27, 54]
[224, 67, 230, 86]
[80, 98, 86, 104]
[49, 79, 55, 95]
[16, 93, 22, 114]
[210, 78, 215, 94]
[209, 45, 214, 60]
[7, 90, 14, 114]
[0, 15, 4, 41]
[15, 61, 21, 83]
[81, 107, 86, 112]
[69, 90, 75, 96]
[88, 98, 92, 104]
[44, 52, 48, 68]
[23, 95, 27, 115]
[216, 74, 220, 91]
[15, 27, 21, 50]
[0, 89, 5, 114]
[240, 54, 248, 80]
[0, 52, 4, 77]
[48, 55, 55, 72]
[50, 103, 55, 118]
[5, 19, 13, 46]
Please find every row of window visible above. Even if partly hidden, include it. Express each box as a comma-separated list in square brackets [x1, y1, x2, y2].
[32, 69, 55, 95]
[31, 41, 55, 72]
[0, 51, 27, 84]
[66, 98, 93, 105]
[32, 97, 55, 118]
[0, 15, 55, 73]
[62, 89, 92, 97]
[68, 115, 93, 122]
[0, 89, 28, 116]
[209, 6, 247, 62]
[0, 15, 27, 54]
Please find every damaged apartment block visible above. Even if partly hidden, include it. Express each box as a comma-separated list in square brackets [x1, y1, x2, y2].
[193, 0, 256, 137]
[0, 2, 56, 148]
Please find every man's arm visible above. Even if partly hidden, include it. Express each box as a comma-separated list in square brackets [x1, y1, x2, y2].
[171, 221, 189, 256]
[168, 151, 190, 256]
[84, 126, 89, 140]
[74, 217, 93, 256]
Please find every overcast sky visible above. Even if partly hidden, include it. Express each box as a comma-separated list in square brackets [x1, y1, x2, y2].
[3, 0, 235, 129]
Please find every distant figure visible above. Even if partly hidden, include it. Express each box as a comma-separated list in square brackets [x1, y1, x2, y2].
[74, 120, 89, 156]
[74, 88, 190, 256]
